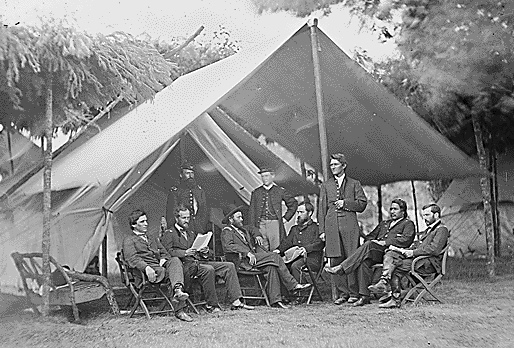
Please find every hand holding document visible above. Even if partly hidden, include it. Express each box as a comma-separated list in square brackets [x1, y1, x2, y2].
[191, 231, 212, 250]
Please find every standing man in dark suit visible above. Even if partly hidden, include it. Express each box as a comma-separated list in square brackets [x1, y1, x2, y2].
[318, 153, 368, 305]
[369, 203, 450, 308]
[249, 167, 298, 251]
[166, 162, 208, 233]
[274, 202, 325, 282]
[160, 204, 254, 312]
[221, 204, 311, 309]
[122, 209, 193, 322]
[325, 199, 416, 306]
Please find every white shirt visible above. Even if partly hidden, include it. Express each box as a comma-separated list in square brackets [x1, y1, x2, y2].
[175, 223, 188, 240]
[335, 173, 346, 189]
[133, 231, 148, 243]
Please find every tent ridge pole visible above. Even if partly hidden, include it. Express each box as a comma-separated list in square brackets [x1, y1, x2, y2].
[310, 18, 334, 300]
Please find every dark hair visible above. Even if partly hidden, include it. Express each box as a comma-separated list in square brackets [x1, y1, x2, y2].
[422, 203, 441, 216]
[330, 153, 347, 166]
[174, 204, 190, 218]
[129, 209, 146, 228]
[391, 198, 408, 216]
[299, 201, 314, 214]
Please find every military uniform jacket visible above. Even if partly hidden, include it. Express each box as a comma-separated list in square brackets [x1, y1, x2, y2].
[160, 225, 211, 265]
[365, 218, 416, 249]
[166, 181, 207, 232]
[318, 175, 367, 258]
[248, 184, 298, 242]
[277, 220, 325, 263]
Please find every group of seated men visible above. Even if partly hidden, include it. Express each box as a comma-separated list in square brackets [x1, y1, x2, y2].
[325, 201, 449, 308]
[123, 198, 449, 322]
[122, 202, 314, 322]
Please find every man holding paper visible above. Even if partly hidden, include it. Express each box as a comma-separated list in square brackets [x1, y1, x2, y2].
[160, 204, 254, 312]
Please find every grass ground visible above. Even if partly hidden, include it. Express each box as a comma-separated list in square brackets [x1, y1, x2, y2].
[1, 258, 513, 348]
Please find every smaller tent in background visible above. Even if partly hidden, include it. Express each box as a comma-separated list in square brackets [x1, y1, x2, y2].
[438, 149, 514, 258]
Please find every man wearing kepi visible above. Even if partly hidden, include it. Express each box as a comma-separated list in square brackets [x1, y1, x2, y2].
[221, 204, 312, 309]
[325, 199, 415, 306]
[318, 153, 368, 305]
[248, 166, 298, 251]
[368, 203, 449, 308]
[123, 209, 193, 322]
[166, 161, 208, 233]
[160, 204, 254, 312]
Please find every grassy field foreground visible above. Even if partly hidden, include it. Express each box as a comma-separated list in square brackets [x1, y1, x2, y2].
[1, 274, 513, 348]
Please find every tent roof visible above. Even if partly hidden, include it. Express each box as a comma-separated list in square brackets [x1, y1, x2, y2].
[214, 24, 482, 185]
[17, 22, 481, 195]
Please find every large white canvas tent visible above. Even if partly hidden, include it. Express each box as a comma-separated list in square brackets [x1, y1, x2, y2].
[438, 150, 514, 257]
[0, 22, 482, 295]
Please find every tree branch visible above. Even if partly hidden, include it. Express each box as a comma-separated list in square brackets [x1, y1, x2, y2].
[164, 26, 205, 59]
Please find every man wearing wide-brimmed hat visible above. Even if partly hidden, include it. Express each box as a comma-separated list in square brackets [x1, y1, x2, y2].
[221, 204, 311, 309]
[248, 166, 298, 251]
[166, 161, 208, 233]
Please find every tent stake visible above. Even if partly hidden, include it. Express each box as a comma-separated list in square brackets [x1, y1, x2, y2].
[310, 18, 335, 301]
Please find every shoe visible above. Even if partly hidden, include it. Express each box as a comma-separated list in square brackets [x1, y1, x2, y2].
[378, 298, 400, 309]
[368, 279, 388, 294]
[324, 264, 343, 275]
[230, 301, 255, 310]
[378, 292, 392, 303]
[175, 310, 193, 322]
[206, 305, 222, 313]
[353, 297, 371, 307]
[293, 283, 312, 292]
[173, 287, 189, 302]
[347, 296, 359, 304]
[334, 295, 349, 305]
[271, 301, 290, 309]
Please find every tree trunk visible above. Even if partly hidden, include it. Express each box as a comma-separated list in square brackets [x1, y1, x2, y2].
[41, 76, 53, 316]
[471, 112, 495, 277]
[411, 181, 420, 233]
[377, 185, 383, 223]
[491, 147, 501, 256]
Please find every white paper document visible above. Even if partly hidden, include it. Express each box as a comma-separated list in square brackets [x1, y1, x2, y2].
[191, 231, 212, 250]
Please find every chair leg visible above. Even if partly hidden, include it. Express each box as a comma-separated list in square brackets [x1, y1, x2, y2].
[187, 298, 200, 314]
[255, 274, 270, 306]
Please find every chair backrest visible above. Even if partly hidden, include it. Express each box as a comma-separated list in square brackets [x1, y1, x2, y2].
[11, 252, 73, 295]
[115, 251, 132, 287]
[440, 245, 450, 276]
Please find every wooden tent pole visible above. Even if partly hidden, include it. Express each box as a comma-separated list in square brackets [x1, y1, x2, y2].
[377, 185, 383, 223]
[310, 18, 335, 300]
[6, 127, 15, 175]
[411, 180, 420, 233]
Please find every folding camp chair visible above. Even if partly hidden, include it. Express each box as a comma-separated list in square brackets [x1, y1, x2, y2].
[297, 253, 325, 304]
[401, 245, 450, 306]
[224, 252, 270, 306]
[11, 252, 119, 322]
[115, 251, 177, 319]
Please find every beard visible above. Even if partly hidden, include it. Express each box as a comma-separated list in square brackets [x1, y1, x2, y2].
[297, 216, 307, 225]
[234, 220, 244, 229]
[183, 177, 197, 189]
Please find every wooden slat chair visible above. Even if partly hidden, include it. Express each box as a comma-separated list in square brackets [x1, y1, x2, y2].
[401, 245, 450, 306]
[297, 253, 325, 304]
[224, 252, 270, 306]
[11, 252, 119, 323]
